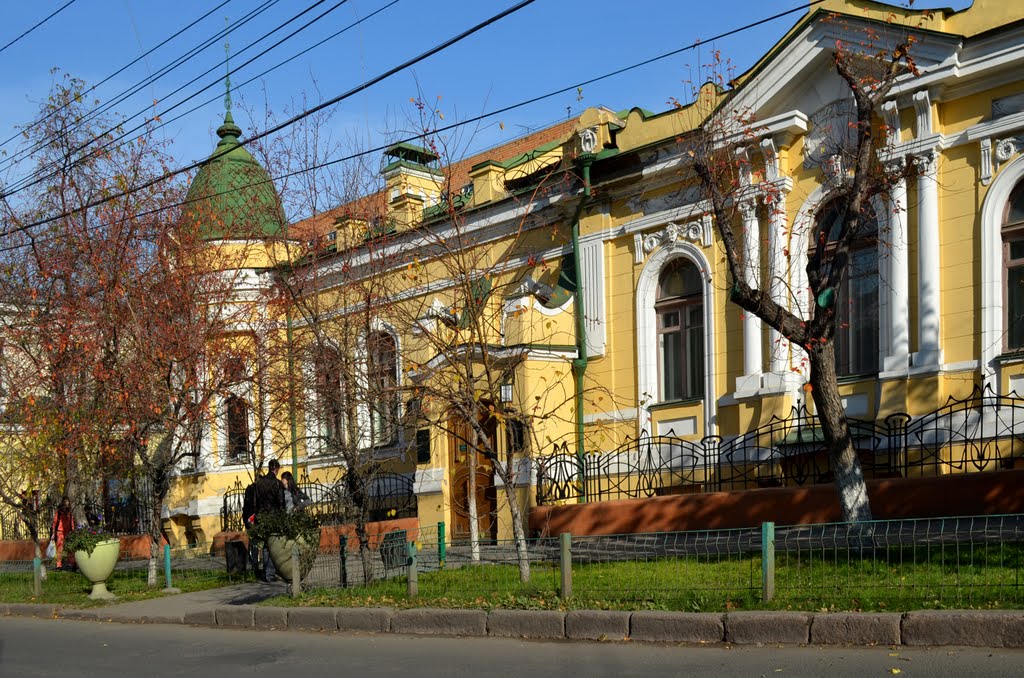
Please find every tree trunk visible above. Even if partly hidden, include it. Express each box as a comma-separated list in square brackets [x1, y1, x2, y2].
[808, 340, 873, 523]
[467, 442, 481, 563]
[355, 509, 374, 585]
[148, 489, 166, 587]
[499, 461, 530, 584]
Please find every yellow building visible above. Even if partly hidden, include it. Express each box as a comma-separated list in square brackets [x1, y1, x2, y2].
[163, 0, 1024, 546]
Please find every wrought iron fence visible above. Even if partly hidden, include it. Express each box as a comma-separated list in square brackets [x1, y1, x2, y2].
[537, 385, 1024, 505]
[84, 479, 154, 536]
[220, 471, 417, 532]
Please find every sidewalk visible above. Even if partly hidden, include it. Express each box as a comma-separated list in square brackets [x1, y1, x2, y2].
[3, 581, 1024, 648]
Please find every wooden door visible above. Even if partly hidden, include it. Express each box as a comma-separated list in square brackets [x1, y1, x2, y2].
[448, 415, 498, 543]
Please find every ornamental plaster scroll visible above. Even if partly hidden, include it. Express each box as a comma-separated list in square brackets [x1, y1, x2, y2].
[995, 136, 1024, 164]
[980, 138, 993, 186]
[760, 138, 779, 182]
[913, 90, 933, 137]
[640, 216, 712, 255]
[913, 148, 939, 176]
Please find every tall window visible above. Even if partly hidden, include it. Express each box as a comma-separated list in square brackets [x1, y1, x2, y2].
[1004, 182, 1024, 350]
[656, 259, 704, 401]
[225, 395, 250, 462]
[315, 347, 346, 452]
[368, 331, 398, 446]
[815, 200, 879, 376]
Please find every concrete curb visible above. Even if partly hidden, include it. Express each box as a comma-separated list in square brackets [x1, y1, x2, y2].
[7, 604, 61, 618]
[215, 605, 254, 628]
[287, 608, 337, 632]
[0, 604, 9, 617]
[902, 610, 1024, 648]
[630, 611, 724, 643]
[811, 613, 901, 646]
[10, 602, 1024, 649]
[391, 609, 487, 637]
[335, 607, 392, 633]
[725, 612, 811, 644]
[565, 610, 630, 641]
[487, 609, 565, 639]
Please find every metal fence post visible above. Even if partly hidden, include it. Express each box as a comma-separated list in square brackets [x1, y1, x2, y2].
[438, 521, 446, 568]
[339, 534, 348, 588]
[761, 521, 775, 602]
[291, 544, 301, 598]
[559, 532, 572, 599]
[162, 543, 180, 593]
[406, 540, 418, 598]
[32, 556, 41, 597]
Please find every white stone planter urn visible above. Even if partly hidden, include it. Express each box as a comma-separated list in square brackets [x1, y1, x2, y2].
[75, 538, 121, 600]
[266, 535, 317, 583]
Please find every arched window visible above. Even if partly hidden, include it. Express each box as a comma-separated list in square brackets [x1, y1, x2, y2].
[814, 200, 879, 376]
[368, 331, 398, 446]
[656, 259, 704, 401]
[1004, 182, 1024, 350]
[315, 346, 346, 452]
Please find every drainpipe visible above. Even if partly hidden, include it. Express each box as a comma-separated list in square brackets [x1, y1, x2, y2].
[284, 277, 299, 479]
[571, 153, 594, 472]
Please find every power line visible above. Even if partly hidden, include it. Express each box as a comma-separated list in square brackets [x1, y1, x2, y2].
[2, 0, 329, 195]
[0, 0, 538, 218]
[0, 0, 816, 251]
[0, 0, 281, 176]
[0, 0, 232, 157]
[0, 0, 78, 55]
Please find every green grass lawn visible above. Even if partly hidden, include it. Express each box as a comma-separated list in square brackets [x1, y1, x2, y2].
[0, 567, 248, 607]
[268, 542, 1024, 613]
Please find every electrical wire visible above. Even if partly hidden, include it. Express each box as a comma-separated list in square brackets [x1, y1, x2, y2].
[0, 0, 232, 156]
[2, 0, 335, 197]
[0, 0, 78, 55]
[0, 0, 816, 251]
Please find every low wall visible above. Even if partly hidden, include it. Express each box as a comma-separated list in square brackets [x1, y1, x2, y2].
[0, 534, 154, 562]
[210, 517, 421, 556]
[529, 470, 1024, 536]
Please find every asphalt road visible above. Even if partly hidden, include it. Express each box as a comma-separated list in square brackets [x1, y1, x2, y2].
[2, 617, 1024, 678]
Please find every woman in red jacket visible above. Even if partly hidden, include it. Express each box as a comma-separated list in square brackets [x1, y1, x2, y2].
[50, 497, 75, 570]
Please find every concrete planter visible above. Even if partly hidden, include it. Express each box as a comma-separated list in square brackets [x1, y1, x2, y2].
[267, 535, 316, 583]
[75, 538, 120, 600]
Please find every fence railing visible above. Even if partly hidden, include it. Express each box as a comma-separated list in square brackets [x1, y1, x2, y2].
[220, 472, 418, 533]
[537, 385, 1024, 505]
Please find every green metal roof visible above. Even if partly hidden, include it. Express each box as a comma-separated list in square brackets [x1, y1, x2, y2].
[184, 112, 286, 240]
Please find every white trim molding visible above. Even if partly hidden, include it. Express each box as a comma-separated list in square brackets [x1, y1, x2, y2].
[635, 240, 717, 438]
[980, 153, 1024, 389]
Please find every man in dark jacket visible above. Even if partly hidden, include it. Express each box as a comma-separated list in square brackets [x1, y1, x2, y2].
[252, 459, 286, 581]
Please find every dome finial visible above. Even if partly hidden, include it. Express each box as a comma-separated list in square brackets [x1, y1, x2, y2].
[223, 16, 232, 113]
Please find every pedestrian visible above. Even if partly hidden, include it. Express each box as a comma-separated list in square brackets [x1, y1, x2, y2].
[253, 459, 286, 581]
[280, 471, 310, 512]
[50, 497, 74, 571]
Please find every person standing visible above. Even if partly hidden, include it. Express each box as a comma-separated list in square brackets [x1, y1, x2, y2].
[50, 497, 74, 570]
[280, 471, 310, 513]
[253, 459, 285, 581]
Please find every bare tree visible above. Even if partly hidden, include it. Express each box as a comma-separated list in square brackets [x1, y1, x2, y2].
[687, 30, 922, 522]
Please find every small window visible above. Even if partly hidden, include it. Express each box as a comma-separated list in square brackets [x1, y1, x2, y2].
[225, 395, 250, 462]
[656, 259, 704, 401]
[315, 347, 346, 453]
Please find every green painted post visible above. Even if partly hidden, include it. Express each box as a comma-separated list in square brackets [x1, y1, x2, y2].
[438, 521, 446, 569]
[761, 521, 775, 603]
[406, 540, 418, 598]
[164, 544, 172, 589]
[339, 535, 348, 588]
[291, 544, 301, 598]
[559, 532, 572, 599]
[32, 557, 41, 597]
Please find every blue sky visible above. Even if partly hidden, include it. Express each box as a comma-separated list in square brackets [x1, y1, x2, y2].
[0, 0, 971, 194]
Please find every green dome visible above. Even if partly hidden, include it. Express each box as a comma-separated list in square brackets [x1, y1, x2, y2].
[184, 112, 285, 240]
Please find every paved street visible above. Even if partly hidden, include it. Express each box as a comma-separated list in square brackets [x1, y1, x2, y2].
[2, 617, 1024, 678]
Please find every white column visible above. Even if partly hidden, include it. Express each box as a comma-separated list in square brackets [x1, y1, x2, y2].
[736, 198, 763, 394]
[914, 148, 942, 366]
[765, 190, 789, 377]
[883, 161, 910, 372]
